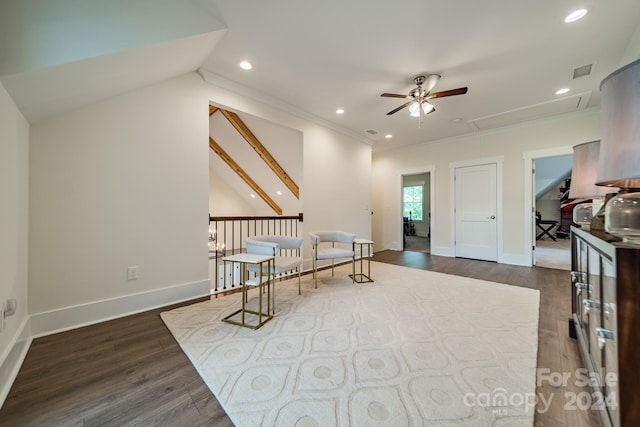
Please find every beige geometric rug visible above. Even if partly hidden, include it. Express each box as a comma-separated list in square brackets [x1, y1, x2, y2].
[161, 262, 540, 426]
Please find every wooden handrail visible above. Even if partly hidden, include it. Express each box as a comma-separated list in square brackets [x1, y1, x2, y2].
[210, 213, 303, 222]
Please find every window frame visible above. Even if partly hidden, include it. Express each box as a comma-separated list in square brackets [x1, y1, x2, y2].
[403, 184, 424, 221]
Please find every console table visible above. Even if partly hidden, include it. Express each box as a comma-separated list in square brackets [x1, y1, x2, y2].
[569, 227, 640, 427]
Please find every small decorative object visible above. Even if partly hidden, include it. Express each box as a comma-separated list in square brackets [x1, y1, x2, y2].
[596, 59, 640, 243]
[604, 193, 640, 242]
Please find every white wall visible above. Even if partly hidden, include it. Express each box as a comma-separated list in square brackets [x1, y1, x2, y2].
[372, 110, 600, 265]
[29, 73, 212, 335]
[0, 82, 30, 403]
[209, 165, 255, 216]
[302, 125, 372, 254]
[27, 71, 372, 335]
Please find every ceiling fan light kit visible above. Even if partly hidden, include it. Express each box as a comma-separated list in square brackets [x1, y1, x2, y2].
[381, 74, 468, 126]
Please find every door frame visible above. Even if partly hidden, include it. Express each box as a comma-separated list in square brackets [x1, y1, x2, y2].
[522, 146, 573, 266]
[449, 156, 504, 262]
[397, 165, 436, 251]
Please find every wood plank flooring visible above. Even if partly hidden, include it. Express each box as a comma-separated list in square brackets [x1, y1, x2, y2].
[0, 250, 601, 426]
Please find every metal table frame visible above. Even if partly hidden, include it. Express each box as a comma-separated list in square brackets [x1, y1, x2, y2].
[349, 238, 374, 283]
[221, 253, 274, 329]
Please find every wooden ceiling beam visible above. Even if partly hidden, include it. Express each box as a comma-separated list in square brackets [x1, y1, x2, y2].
[209, 137, 283, 215]
[209, 105, 219, 116]
[220, 109, 300, 199]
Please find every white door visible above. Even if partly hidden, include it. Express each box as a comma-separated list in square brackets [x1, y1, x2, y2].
[454, 163, 497, 261]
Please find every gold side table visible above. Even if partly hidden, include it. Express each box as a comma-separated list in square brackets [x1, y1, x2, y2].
[350, 238, 374, 283]
[221, 253, 274, 329]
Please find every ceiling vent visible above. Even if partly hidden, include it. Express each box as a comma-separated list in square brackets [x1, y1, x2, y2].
[366, 129, 378, 135]
[573, 64, 592, 79]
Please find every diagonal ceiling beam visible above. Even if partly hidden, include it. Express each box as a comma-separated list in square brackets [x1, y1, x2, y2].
[209, 137, 283, 215]
[220, 109, 300, 199]
[209, 105, 219, 116]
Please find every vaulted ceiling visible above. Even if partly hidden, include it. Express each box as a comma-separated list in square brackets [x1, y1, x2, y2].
[2, 0, 640, 154]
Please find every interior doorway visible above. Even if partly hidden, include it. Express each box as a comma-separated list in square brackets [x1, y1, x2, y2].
[533, 154, 573, 270]
[402, 172, 431, 253]
[522, 146, 573, 269]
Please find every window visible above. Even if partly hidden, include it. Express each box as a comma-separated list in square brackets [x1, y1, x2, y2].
[403, 185, 423, 220]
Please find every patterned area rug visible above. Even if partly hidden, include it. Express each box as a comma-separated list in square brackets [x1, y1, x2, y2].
[161, 262, 540, 426]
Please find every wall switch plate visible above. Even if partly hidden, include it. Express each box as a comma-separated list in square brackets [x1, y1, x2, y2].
[127, 266, 139, 280]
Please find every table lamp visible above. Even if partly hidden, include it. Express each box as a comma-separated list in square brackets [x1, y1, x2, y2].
[569, 140, 615, 230]
[596, 59, 640, 243]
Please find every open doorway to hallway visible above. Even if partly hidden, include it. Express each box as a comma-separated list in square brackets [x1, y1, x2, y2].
[402, 172, 430, 253]
[533, 155, 572, 270]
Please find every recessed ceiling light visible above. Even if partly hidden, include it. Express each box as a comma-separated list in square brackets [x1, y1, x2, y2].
[385, 134, 392, 139]
[565, 9, 587, 23]
[239, 61, 252, 70]
[556, 88, 570, 95]
[336, 108, 345, 114]
[250, 194, 256, 198]
[276, 190, 282, 196]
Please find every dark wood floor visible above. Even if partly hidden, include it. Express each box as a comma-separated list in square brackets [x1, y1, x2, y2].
[0, 250, 601, 426]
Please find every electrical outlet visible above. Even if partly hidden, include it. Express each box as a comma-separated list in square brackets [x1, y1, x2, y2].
[127, 266, 139, 281]
[5, 299, 17, 317]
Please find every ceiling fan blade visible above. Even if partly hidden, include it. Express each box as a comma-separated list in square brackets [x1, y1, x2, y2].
[387, 102, 412, 115]
[423, 74, 441, 93]
[428, 87, 468, 99]
[381, 93, 410, 99]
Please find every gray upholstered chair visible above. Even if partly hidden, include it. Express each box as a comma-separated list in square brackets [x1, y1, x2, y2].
[309, 231, 355, 288]
[245, 236, 304, 302]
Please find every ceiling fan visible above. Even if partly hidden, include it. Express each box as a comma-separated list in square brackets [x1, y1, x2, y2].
[381, 74, 468, 123]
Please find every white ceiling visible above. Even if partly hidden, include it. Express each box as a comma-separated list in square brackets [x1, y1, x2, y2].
[2, 0, 640, 154]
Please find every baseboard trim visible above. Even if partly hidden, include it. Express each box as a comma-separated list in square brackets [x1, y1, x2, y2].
[0, 317, 32, 408]
[30, 279, 211, 339]
[431, 246, 454, 257]
[501, 253, 531, 267]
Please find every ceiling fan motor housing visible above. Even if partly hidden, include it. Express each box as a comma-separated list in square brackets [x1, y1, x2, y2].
[380, 73, 465, 116]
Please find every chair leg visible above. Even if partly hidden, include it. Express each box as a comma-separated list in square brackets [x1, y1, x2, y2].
[314, 257, 318, 289]
[352, 256, 355, 283]
[297, 268, 301, 295]
[331, 259, 334, 277]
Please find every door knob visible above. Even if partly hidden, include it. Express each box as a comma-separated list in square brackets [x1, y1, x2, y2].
[490, 215, 496, 219]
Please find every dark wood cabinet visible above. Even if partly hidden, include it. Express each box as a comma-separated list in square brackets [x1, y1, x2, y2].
[570, 227, 640, 427]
